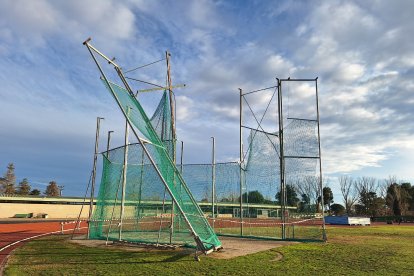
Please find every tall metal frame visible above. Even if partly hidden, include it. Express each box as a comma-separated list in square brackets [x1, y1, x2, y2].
[119, 107, 131, 241]
[239, 77, 326, 240]
[83, 38, 220, 254]
[211, 136, 216, 228]
[239, 88, 244, 236]
[278, 77, 326, 241]
[276, 78, 287, 239]
[165, 51, 177, 244]
[239, 85, 280, 238]
[315, 78, 327, 241]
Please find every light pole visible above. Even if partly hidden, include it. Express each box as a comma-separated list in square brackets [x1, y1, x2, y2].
[87, 116, 104, 239]
[211, 136, 216, 225]
[58, 185, 64, 197]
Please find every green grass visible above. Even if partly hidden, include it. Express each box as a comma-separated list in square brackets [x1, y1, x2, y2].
[215, 225, 323, 240]
[4, 225, 414, 275]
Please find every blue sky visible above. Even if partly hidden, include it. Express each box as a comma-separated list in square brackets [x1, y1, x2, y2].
[0, 0, 413, 202]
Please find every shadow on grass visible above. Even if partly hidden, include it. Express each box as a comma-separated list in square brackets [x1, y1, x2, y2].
[8, 250, 194, 266]
[161, 252, 192, 262]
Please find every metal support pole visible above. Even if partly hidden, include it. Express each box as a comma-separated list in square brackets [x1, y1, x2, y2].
[277, 79, 286, 239]
[179, 140, 184, 231]
[119, 108, 131, 241]
[87, 116, 103, 239]
[166, 50, 176, 244]
[211, 137, 216, 228]
[106, 130, 114, 158]
[136, 148, 145, 223]
[315, 77, 327, 241]
[180, 141, 184, 174]
[239, 88, 244, 236]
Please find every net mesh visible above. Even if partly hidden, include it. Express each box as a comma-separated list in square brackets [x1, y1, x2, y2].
[89, 82, 221, 250]
[90, 80, 324, 245]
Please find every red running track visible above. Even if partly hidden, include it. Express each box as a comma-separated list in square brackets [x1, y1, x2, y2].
[0, 221, 87, 270]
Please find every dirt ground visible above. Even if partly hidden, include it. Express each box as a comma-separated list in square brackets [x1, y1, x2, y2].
[71, 236, 296, 259]
[209, 236, 296, 259]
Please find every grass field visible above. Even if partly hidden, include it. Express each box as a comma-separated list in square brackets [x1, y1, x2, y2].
[4, 225, 414, 275]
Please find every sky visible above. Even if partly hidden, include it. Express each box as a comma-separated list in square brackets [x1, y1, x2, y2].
[0, 0, 413, 202]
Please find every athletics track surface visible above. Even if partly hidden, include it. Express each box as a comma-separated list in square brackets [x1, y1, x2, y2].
[0, 220, 87, 271]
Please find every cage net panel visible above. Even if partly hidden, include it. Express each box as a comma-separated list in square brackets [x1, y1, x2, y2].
[150, 90, 174, 158]
[89, 81, 221, 250]
[283, 119, 323, 240]
[197, 118, 323, 240]
[90, 145, 196, 246]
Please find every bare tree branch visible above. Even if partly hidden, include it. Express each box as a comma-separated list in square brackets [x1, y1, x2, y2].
[339, 175, 358, 214]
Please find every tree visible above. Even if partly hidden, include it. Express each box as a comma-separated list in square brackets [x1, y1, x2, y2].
[292, 176, 321, 211]
[3, 163, 16, 195]
[29, 189, 41, 196]
[275, 185, 299, 206]
[339, 175, 358, 214]
[240, 190, 265, 204]
[400, 183, 414, 211]
[17, 178, 31, 195]
[403, 183, 414, 211]
[330, 203, 346, 216]
[354, 177, 387, 216]
[0, 178, 5, 193]
[298, 193, 311, 212]
[355, 177, 378, 196]
[386, 183, 411, 216]
[372, 197, 386, 216]
[44, 181, 60, 197]
[4, 163, 16, 184]
[4, 183, 16, 195]
[357, 188, 385, 216]
[323, 187, 334, 211]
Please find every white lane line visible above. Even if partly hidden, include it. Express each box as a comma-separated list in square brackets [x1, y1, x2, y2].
[0, 226, 88, 252]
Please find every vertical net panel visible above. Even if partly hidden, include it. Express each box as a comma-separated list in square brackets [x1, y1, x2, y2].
[243, 130, 282, 238]
[213, 162, 242, 235]
[91, 144, 204, 247]
[89, 152, 123, 240]
[181, 162, 241, 236]
[284, 119, 323, 240]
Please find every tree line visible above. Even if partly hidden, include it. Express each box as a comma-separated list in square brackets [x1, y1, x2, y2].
[228, 175, 413, 218]
[0, 163, 62, 197]
[337, 175, 413, 217]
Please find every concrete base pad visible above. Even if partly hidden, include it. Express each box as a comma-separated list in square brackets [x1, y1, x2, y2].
[70, 236, 296, 259]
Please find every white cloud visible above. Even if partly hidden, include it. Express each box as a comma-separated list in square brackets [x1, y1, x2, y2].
[188, 0, 220, 29]
[266, 55, 296, 76]
[322, 138, 389, 174]
[176, 95, 195, 122]
[0, 0, 136, 50]
[212, 105, 239, 120]
[0, 0, 58, 46]
[58, 0, 136, 41]
[334, 63, 365, 82]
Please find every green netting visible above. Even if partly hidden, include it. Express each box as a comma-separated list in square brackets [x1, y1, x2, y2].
[240, 119, 323, 240]
[89, 81, 221, 251]
[90, 79, 323, 245]
[175, 120, 323, 241]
